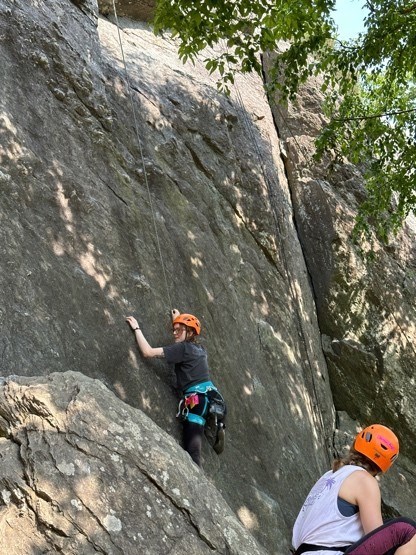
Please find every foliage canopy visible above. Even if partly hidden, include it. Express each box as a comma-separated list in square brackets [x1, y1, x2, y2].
[154, 0, 416, 242]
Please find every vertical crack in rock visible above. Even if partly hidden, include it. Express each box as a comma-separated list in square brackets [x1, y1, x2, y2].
[253, 55, 334, 465]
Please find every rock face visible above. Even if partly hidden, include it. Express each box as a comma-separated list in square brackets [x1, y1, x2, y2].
[98, 0, 156, 21]
[0, 371, 268, 554]
[263, 53, 416, 463]
[1, 0, 415, 552]
[0, 0, 334, 550]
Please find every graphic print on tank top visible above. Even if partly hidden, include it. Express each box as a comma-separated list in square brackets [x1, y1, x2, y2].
[302, 476, 337, 511]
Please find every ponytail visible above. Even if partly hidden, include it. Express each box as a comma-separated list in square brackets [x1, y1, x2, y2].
[332, 447, 381, 475]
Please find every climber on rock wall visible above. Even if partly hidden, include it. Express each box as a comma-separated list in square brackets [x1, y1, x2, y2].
[292, 424, 416, 555]
[126, 309, 226, 467]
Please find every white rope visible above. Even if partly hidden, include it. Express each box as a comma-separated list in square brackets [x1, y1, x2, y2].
[112, 0, 173, 311]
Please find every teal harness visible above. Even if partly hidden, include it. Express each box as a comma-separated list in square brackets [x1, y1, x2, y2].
[177, 381, 218, 426]
[185, 380, 218, 394]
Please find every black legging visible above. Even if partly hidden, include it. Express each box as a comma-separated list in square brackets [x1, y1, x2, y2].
[180, 391, 209, 466]
[183, 420, 204, 466]
[181, 390, 226, 466]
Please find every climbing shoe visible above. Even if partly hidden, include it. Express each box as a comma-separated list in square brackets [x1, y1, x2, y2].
[213, 423, 225, 455]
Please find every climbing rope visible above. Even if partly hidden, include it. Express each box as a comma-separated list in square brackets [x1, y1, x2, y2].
[111, 0, 173, 311]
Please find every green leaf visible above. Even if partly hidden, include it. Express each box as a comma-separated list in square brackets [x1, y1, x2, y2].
[152, 0, 416, 242]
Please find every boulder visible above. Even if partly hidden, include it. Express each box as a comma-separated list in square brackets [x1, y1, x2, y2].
[0, 371, 268, 555]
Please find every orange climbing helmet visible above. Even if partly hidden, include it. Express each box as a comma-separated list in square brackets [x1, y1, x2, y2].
[173, 313, 201, 335]
[354, 424, 399, 473]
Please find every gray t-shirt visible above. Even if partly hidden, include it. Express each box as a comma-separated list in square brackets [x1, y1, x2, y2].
[163, 342, 210, 393]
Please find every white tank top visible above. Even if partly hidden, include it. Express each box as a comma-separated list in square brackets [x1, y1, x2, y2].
[292, 465, 365, 552]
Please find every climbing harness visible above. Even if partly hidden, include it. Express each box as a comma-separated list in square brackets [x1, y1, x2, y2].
[176, 381, 226, 428]
[185, 380, 218, 395]
[111, 0, 173, 311]
[294, 544, 349, 554]
[176, 393, 209, 426]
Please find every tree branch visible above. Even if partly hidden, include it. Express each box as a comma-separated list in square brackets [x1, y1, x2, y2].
[333, 107, 416, 122]
[399, 2, 416, 14]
